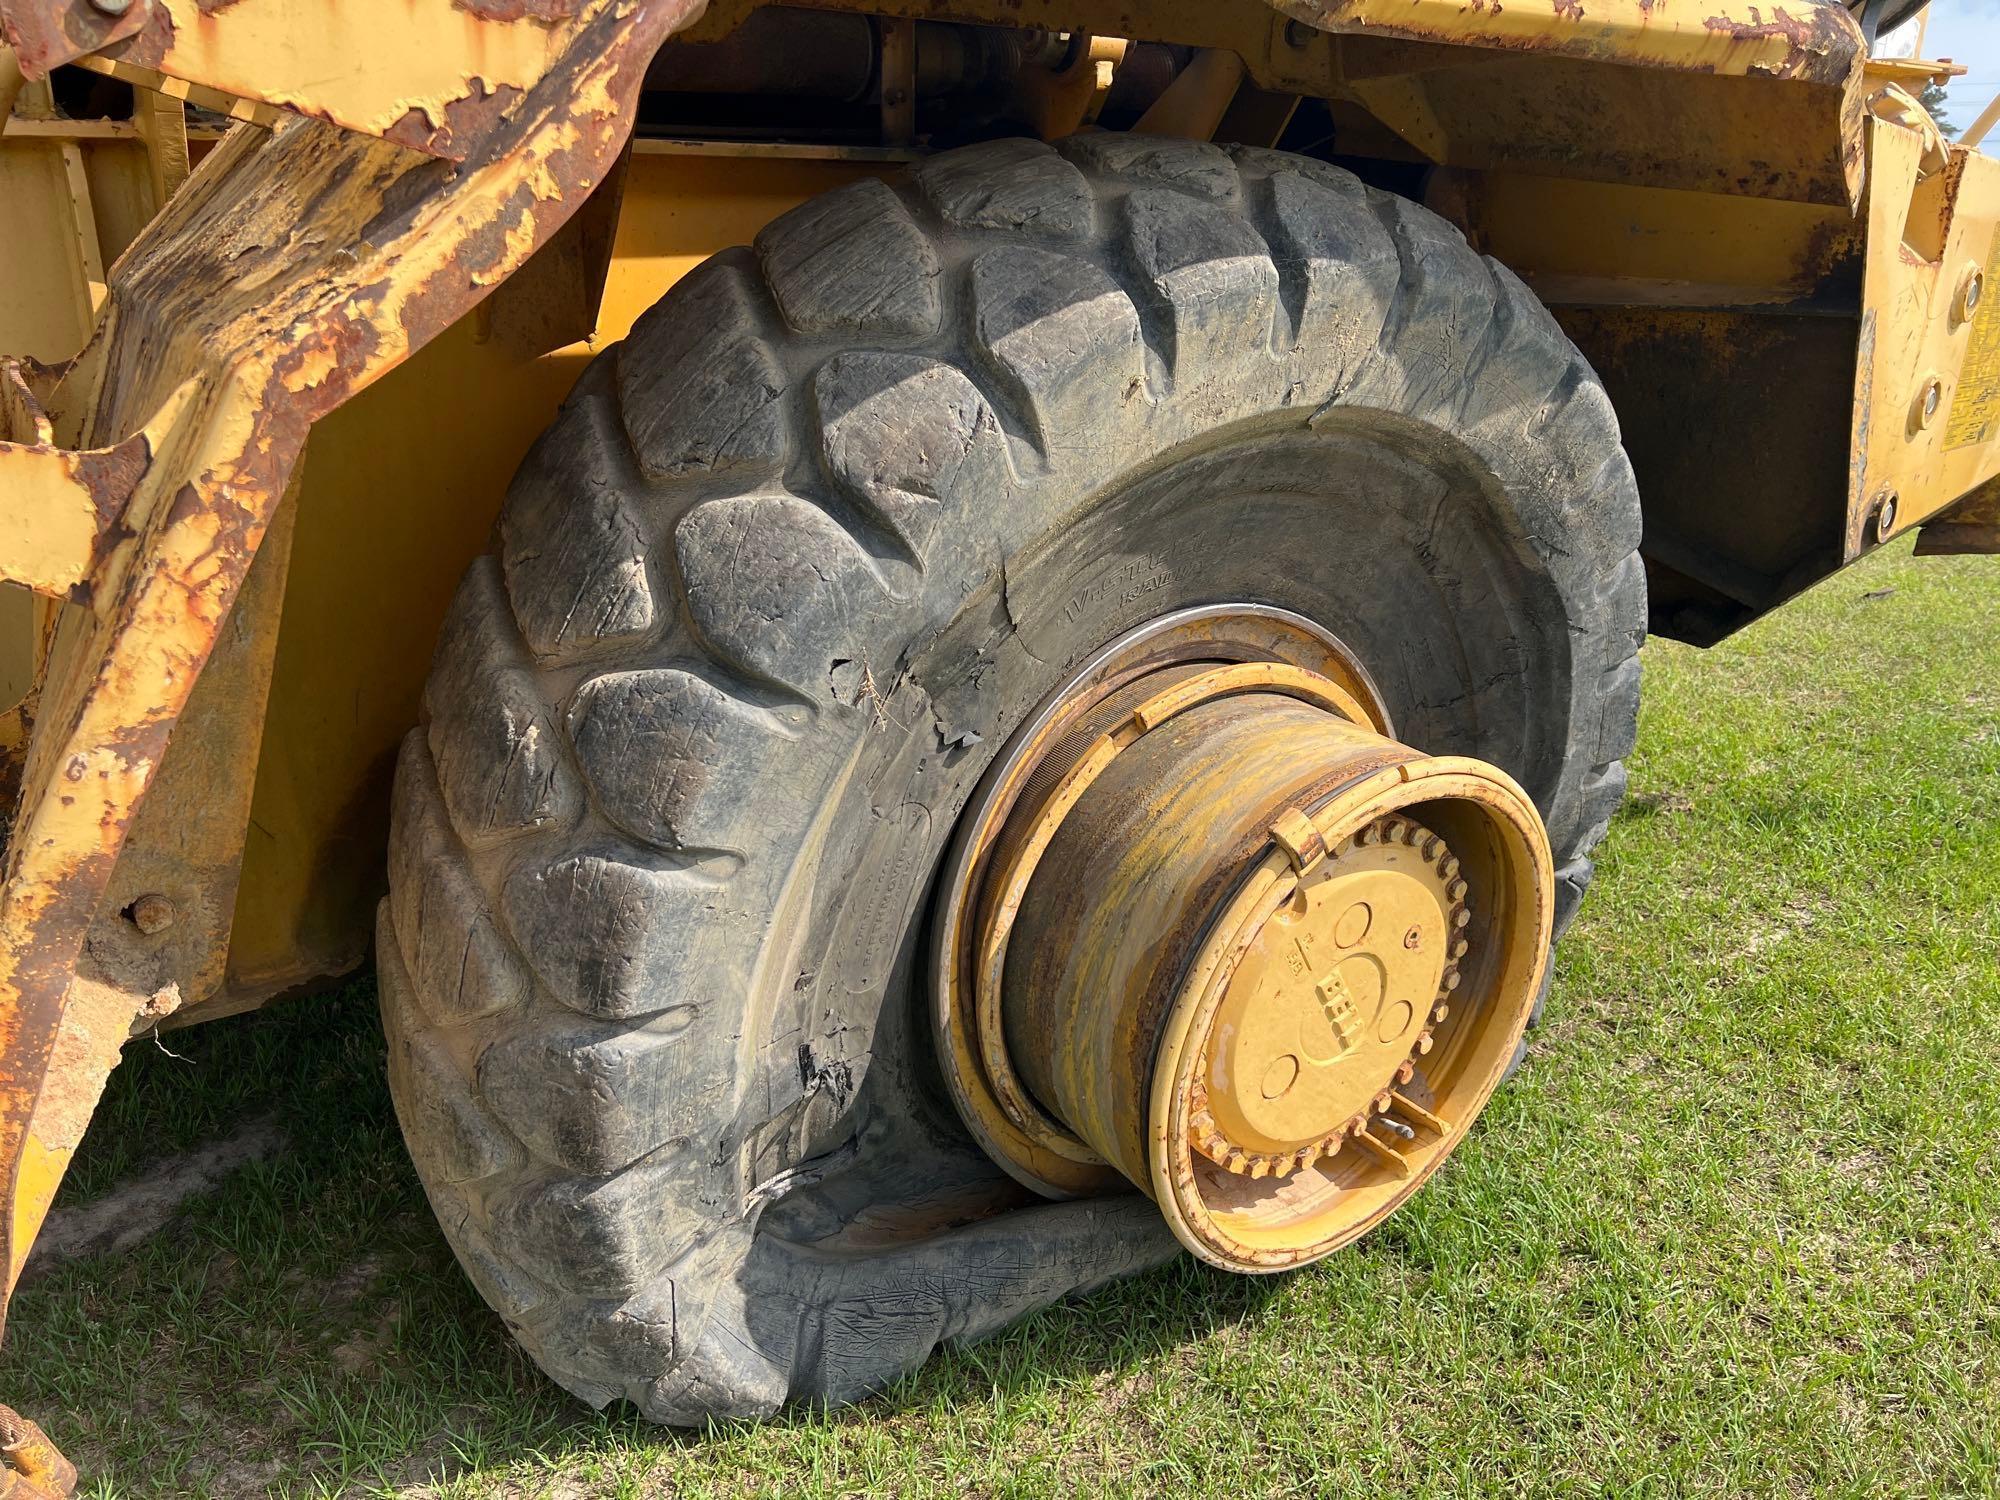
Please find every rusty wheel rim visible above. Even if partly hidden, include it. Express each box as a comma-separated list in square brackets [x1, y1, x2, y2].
[931, 603, 1554, 1271]
[930, 606, 1390, 1198]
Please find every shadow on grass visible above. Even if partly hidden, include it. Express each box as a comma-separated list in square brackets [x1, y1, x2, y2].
[1, 979, 1284, 1494]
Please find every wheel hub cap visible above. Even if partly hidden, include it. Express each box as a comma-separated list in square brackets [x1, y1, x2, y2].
[931, 608, 1554, 1272]
[1190, 814, 1468, 1180]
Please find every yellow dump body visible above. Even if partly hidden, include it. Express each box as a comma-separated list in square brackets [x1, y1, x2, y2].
[0, 0, 1996, 1476]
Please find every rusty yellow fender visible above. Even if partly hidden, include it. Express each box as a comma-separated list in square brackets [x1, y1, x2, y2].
[1270, 0, 1866, 203]
[19, 0, 1873, 197]
[1278, 0, 1860, 76]
[0, 0, 709, 1352]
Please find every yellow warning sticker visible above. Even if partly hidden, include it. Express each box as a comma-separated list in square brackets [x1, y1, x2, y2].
[1945, 228, 2000, 449]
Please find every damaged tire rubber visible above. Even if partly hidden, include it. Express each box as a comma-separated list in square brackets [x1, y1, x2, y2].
[379, 135, 1645, 1422]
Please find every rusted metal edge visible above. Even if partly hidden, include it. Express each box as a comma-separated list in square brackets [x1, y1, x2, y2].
[0, 0, 708, 1331]
[0, 1400, 76, 1498]
[0, 360, 158, 608]
[4, 0, 614, 161]
[1271, 0, 1864, 86]
[0, 0, 144, 81]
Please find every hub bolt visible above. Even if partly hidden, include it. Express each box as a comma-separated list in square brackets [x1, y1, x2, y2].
[1957, 266, 1985, 326]
[1872, 490, 1900, 547]
[129, 894, 175, 935]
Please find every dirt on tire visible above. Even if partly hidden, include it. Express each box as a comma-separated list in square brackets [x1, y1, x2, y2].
[379, 134, 1644, 1422]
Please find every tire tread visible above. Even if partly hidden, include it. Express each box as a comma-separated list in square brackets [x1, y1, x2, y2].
[383, 135, 1644, 1421]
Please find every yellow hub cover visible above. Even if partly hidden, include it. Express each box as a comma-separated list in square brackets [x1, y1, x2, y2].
[1193, 817, 1467, 1178]
[931, 609, 1554, 1273]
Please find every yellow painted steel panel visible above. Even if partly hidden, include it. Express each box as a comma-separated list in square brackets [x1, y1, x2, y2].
[1849, 122, 2000, 551]
[0, 139, 96, 362]
[1472, 173, 1858, 298]
[1943, 227, 2000, 450]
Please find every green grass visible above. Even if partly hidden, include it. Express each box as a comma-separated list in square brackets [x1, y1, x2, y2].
[6, 539, 1999, 1498]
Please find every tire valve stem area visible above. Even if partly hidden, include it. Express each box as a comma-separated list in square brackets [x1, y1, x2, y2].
[933, 610, 1555, 1275]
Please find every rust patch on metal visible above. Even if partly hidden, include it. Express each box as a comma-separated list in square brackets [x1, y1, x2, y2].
[1700, 6, 1854, 88]
[87, 0, 594, 161]
[67, 442, 149, 536]
[72, 0, 168, 68]
[453, 0, 580, 19]
[0, 362, 161, 608]
[0, 1399, 76, 1497]
[1797, 212, 1866, 305]
[0, 0, 710, 1340]
[381, 81, 528, 160]
[0, 0, 148, 78]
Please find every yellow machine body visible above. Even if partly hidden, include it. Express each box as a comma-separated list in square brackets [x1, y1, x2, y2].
[0, 0, 1996, 1471]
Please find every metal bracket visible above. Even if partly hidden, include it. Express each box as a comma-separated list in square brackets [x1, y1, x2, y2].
[1269, 806, 1328, 875]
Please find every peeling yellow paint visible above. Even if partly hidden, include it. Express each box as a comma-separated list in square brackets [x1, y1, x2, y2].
[0, 446, 107, 597]
[277, 343, 339, 395]
[474, 205, 541, 287]
[149, 0, 567, 139]
[0, 0, 706, 1337]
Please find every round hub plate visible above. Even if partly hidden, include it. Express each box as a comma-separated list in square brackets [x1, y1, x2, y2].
[1194, 821, 1464, 1175]
[931, 607, 1553, 1274]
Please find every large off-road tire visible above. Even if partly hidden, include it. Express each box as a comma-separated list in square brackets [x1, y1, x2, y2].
[379, 134, 1644, 1422]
